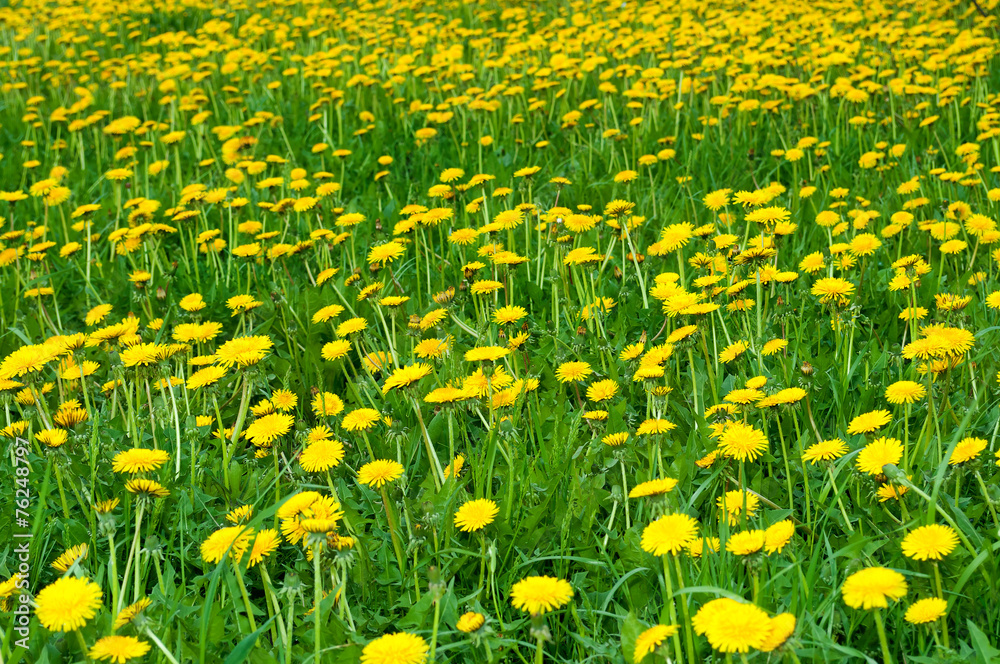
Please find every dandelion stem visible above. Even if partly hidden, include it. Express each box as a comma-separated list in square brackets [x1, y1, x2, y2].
[107, 532, 121, 616]
[233, 562, 258, 633]
[73, 629, 90, 661]
[974, 472, 1000, 532]
[410, 396, 444, 489]
[873, 609, 893, 664]
[933, 562, 950, 649]
[52, 460, 71, 521]
[621, 461, 631, 530]
[903, 402, 911, 474]
[379, 486, 407, 582]
[118, 501, 145, 611]
[478, 533, 487, 595]
[259, 564, 289, 650]
[661, 555, 685, 664]
[227, 374, 253, 491]
[827, 466, 855, 532]
[429, 590, 442, 664]
[144, 627, 182, 664]
[776, 419, 795, 512]
[672, 554, 696, 664]
[313, 539, 323, 664]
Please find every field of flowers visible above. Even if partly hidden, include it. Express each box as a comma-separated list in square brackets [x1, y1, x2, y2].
[1, 0, 1000, 662]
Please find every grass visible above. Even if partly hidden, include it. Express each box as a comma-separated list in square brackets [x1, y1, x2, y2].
[1, 0, 1000, 662]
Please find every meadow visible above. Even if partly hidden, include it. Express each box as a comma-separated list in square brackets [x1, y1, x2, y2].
[1, 0, 1000, 662]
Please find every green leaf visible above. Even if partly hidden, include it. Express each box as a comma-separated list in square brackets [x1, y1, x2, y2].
[397, 591, 434, 629]
[224, 616, 276, 664]
[967, 620, 1000, 664]
[620, 611, 644, 664]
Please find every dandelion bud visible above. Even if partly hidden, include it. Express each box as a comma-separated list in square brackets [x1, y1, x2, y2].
[433, 286, 455, 304]
[881, 464, 907, 485]
[97, 512, 117, 538]
[800, 361, 814, 376]
[529, 614, 552, 642]
[428, 566, 446, 601]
